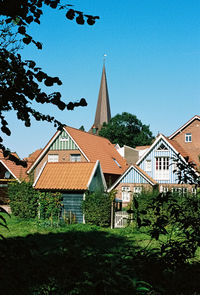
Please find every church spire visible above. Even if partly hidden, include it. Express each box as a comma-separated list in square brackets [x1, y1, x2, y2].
[90, 63, 111, 134]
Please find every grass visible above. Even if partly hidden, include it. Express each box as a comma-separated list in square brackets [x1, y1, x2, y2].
[0, 214, 200, 295]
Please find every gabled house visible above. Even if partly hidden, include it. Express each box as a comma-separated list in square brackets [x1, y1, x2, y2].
[33, 161, 107, 223]
[136, 133, 196, 193]
[108, 164, 157, 208]
[0, 151, 28, 204]
[168, 115, 200, 168]
[27, 126, 128, 186]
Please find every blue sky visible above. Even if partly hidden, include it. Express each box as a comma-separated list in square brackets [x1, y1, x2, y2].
[3, 0, 200, 158]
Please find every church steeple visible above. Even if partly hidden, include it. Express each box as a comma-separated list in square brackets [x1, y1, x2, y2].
[90, 63, 111, 135]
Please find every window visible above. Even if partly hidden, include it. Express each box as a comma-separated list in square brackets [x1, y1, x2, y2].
[157, 143, 168, 151]
[133, 187, 142, 194]
[160, 186, 168, 193]
[171, 187, 188, 195]
[113, 158, 121, 168]
[70, 154, 81, 162]
[192, 187, 197, 195]
[60, 136, 69, 142]
[122, 186, 131, 202]
[48, 154, 59, 162]
[145, 160, 151, 171]
[155, 157, 169, 180]
[185, 133, 192, 142]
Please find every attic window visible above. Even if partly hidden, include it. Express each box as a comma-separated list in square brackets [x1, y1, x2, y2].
[70, 154, 81, 162]
[48, 154, 58, 162]
[185, 133, 192, 142]
[113, 158, 121, 168]
[157, 143, 168, 150]
[60, 136, 69, 142]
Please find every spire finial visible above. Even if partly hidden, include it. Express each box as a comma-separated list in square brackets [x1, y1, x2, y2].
[103, 53, 107, 64]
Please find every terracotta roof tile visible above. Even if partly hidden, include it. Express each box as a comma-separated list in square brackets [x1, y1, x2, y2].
[65, 126, 128, 175]
[133, 164, 157, 185]
[135, 145, 151, 150]
[164, 136, 198, 166]
[34, 162, 97, 190]
[0, 151, 27, 181]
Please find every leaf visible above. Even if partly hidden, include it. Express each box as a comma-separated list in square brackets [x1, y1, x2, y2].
[134, 198, 139, 209]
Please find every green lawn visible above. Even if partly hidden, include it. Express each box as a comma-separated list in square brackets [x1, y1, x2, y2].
[0, 214, 200, 295]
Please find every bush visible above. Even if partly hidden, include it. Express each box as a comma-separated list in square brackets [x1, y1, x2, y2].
[82, 191, 112, 227]
[9, 182, 39, 219]
[134, 191, 200, 266]
[8, 182, 63, 221]
[38, 192, 63, 220]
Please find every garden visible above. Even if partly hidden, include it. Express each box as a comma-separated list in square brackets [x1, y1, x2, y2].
[0, 182, 200, 295]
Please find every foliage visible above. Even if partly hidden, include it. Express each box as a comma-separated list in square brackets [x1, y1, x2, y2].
[79, 125, 85, 131]
[82, 191, 112, 227]
[38, 191, 63, 220]
[8, 182, 63, 221]
[0, 1, 99, 165]
[0, 206, 9, 239]
[99, 112, 154, 148]
[0, 218, 199, 294]
[133, 190, 200, 266]
[9, 181, 39, 218]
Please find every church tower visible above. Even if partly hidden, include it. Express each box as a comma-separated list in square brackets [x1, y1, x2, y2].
[89, 63, 111, 135]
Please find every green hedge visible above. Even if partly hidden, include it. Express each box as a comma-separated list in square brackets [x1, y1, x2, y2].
[8, 182, 62, 220]
[9, 182, 39, 219]
[82, 191, 112, 227]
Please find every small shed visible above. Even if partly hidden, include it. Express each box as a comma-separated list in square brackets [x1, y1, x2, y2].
[33, 160, 107, 223]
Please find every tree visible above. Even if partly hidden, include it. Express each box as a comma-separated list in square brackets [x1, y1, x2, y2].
[99, 112, 154, 148]
[0, 0, 99, 166]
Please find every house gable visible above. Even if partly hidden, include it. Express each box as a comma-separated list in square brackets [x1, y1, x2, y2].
[50, 130, 79, 151]
[169, 116, 200, 167]
[137, 135, 180, 184]
[108, 164, 156, 192]
[88, 161, 107, 192]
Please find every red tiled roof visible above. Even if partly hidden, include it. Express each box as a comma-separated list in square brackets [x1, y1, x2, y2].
[164, 136, 198, 166]
[0, 151, 27, 181]
[64, 126, 128, 175]
[135, 145, 151, 150]
[133, 164, 157, 185]
[25, 149, 43, 169]
[169, 115, 200, 139]
[34, 162, 97, 190]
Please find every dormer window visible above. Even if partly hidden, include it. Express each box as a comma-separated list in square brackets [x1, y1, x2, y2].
[185, 133, 192, 142]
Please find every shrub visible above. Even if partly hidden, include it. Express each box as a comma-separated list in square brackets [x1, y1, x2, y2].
[134, 191, 200, 266]
[82, 191, 112, 227]
[8, 182, 39, 219]
[38, 192, 63, 220]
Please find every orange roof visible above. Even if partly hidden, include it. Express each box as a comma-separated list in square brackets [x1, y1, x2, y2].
[34, 162, 97, 190]
[135, 145, 151, 150]
[164, 136, 198, 166]
[133, 164, 157, 185]
[64, 126, 128, 175]
[169, 115, 200, 139]
[0, 151, 27, 181]
[25, 149, 43, 169]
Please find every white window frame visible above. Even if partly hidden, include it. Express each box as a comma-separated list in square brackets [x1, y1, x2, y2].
[133, 187, 142, 194]
[155, 157, 170, 180]
[185, 133, 192, 142]
[145, 160, 151, 172]
[122, 186, 131, 202]
[48, 154, 59, 162]
[70, 154, 81, 162]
